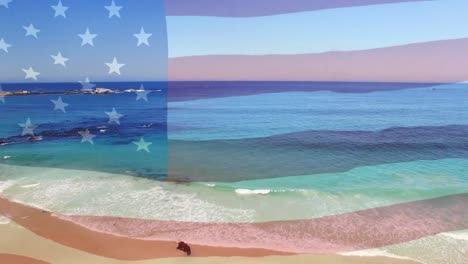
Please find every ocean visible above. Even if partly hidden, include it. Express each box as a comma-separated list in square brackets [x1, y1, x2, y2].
[0, 81, 467, 263]
[0, 81, 168, 178]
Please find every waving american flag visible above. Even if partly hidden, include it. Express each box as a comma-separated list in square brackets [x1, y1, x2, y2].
[0, 1, 467, 264]
[0, 0, 168, 179]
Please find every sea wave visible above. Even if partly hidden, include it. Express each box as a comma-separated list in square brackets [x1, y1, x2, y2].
[341, 249, 415, 261]
[0, 180, 14, 192]
[1, 160, 467, 224]
[20, 183, 40, 188]
[0, 164, 256, 223]
[235, 189, 271, 195]
[0, 216, 11, 225]
[441, 231, 468, 241]
[200, 182, 306, 195]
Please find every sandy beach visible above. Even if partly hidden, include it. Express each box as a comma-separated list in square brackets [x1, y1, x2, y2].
[0, 222, 420, 264]
[0, 196, 422, 264]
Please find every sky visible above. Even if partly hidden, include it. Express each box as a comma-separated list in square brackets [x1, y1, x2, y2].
[2, 0, 466, 82]
[0, 0, 167, 82]
[166, 0, 468, 57]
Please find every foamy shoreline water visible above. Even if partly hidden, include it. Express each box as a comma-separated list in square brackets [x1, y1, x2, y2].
[1, 162, 467, 263]
[0, 165, 468, 264]
[1, 159, 468, 223]
[4, 200, 465, 264]
[0, 216, 11, 225]
[341, 249, 415, 261]
[0, 220, 423, 264]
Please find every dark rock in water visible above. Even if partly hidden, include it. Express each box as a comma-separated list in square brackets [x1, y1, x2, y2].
[0, 139, 13, 146]
[27, 136, 43, 141]
[176, 241, 191, 256]
[0, 87, 119, 97]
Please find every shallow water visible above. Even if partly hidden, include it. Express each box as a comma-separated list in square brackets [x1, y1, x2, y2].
[1, 158, 466, 223]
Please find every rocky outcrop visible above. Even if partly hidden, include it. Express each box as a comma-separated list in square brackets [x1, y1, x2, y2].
[0, 88, 124, 97]
[93, 88, 114, 94]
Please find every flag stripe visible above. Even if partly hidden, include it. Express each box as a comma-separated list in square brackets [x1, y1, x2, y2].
[164, 0, 433, 17]
[168, 38, 468, 82]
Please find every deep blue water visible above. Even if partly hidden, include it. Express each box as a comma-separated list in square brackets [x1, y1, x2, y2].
[0, 82, 168, 178]
[167, 81, 443, 101]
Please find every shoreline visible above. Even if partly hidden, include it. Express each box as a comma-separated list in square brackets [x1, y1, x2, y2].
[0, 163, 467, 257]
[0, 196, 290, 260]
[0, 219, 422, 264]
[1, 194, 466, 262]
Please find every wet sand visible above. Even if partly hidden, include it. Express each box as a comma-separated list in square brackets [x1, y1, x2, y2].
[0, 222, 421, 264]
[2, 194, 465, 263]
[0, 254, 49, 264]
[0, 197, 287, 260]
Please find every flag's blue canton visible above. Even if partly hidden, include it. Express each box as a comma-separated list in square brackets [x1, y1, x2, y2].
[0, 1, 168, 179]
[0, 0, 167, 82]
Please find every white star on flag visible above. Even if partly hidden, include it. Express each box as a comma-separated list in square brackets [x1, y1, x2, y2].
[79, 77, 96, 91]
[51, 96, 69, 113]
[18, 118, 38, 136]
[51, 0, 69, 18]
[134, 28, 152, 47]
[133, 137, 152, 152]
[22, 67, 40, 80]
[0, 0, 12, 8]
[78, 129, 96, 144]
[105, 0, 122, 18]
[0, 85, 5, 104]
[23, 24, 40, 39]
[3, 1, 164, 161]
[105, 57, 125, 75]
[0, 38, 11, 53]
[105, 107, 123, 125]
[136, 84, 151, 102]
[78, 28, 97, 46]
[51, 52, 69, 67]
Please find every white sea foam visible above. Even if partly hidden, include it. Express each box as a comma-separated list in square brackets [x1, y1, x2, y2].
[20, 183, 40, 188]
[3, 156, 11, 159]
[341, 248, 414, 261]
[0, 216, 11, 225]
[0, 164, 255, 223]
[441, 231, 468, 241]
[0, 160, 466, 226]
[381, 231, 468, 264]
[235, 188, 271, 195]
[0, 180, 14, 193]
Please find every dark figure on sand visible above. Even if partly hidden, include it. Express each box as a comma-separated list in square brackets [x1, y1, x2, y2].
[177, 241, 191, 256]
